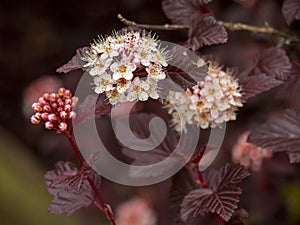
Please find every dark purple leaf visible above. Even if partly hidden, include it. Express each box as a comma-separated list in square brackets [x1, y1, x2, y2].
[45, 161, 101, 215]
[181, 163, 250, 222]
[170, 169, 198, 225]
[249, 108, 300, 163]
[275, 57, 300, 99]
[238, 47, 291, 99]
[119, 113, 200, 178]
[227, 209, 248, 225]
[203, 163, 250, 193]
[239, 73, 283, 100]
[188, 16, 228, 50]
[56, 47, 88, 74]
[158, 46, 208, 94]
[121, 113, 178, 166]
[282, 0, 300, 25]
[250, 47, 291, 81]
[162, 0, 212, 25]
[74, 94, 112, 126]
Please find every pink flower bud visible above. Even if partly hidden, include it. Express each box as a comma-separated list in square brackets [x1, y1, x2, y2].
[64, 104, 72, 112]
[50, 93, 57, 102]
[48, 113, 57, 122]
[45, 121, 54, 129]
[65, 98, 72, 105]
[38, 97, 47, 105]
[69, 111, 76, 119]
[57, 107, 63, 113]
[42, 93, 50, 100]
[60, 111, 68, 119]
[199, 81, 205, 88]
[58, 100, 65, 107]
[64, 90, 71, 98]
[43, 105, 51, 112]
[41, 112, 49, 120]
[58, 122, 68, 131]
[58, 88, 66, 96]
[34, 112, 42, 120]
[193, 88, 201, 95]
[32, 103, 42, 112]
[51, 102, 58, 109]
[31, 115, 40, 124]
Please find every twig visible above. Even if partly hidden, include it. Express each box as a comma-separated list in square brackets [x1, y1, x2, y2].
[118, 14, 299, 44]
[219, 21, 299, 43]
[64, 130, 83, 166]
[64, 130, 116, 225]
[117, 14, 189, 30]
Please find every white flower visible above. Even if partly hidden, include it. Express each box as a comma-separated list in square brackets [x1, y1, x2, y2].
[165, 63, 243, 132]
[83, 30, 169, 104]
[151, 50, 168, 67]
[200, 81, 223, 102]
[146, 64, 166, 80]
[106, 89, 126, 105]
[100, 44, 119, 60]
[93, 73, 114, 94]
[145, 78, 160, 99]
[116, 78, 131, 93]
[127, 77, 150, 101]
[134, 49, 152, 66]
[89, 58, 112, 76]
[110, 61, 136, 80]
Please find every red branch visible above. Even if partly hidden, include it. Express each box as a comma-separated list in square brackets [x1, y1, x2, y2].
[188, 146, 227, 225]
[63, 130, 116, 225]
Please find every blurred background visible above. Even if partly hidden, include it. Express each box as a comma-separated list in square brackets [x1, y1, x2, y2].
[1, 0, 300, 224]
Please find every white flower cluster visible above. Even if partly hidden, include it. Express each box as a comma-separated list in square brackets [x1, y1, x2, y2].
[165, 63, 243, 132]
[83, 31, 168, 105]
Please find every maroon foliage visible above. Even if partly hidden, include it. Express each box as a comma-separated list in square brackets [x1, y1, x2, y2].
[162, 0, 212, 25]
[56, 47, 88, 74]
[282, 0, 300, 25]
[250, 47, 291, 81]
[181, 163, 250, 222]
[45, 161, 101, 215]
[121, 113, 179, 166]
[73, 94, 112, 126]
[240, 73, 283, 100]
[187, 16, 228, 50]
[169, 169, 198, 225]
[249, 108, 300, 163]
[239, 47, 291, 99]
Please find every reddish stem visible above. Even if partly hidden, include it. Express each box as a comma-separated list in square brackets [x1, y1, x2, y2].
[187, 146, 227, 225]
[88, 177, 116, 225]
[196, 170, 208, 189]
[63, 130, 83, 166]
[63, 130, 116, 225]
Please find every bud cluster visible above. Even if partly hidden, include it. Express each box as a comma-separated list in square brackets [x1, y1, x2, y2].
[83, 30, 168, 105]
[30, 88, 78, 132]
[165, 63, 243, 132]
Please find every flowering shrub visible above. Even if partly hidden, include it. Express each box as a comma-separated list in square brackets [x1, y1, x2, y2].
[165, 62, 243, 131]
[83, 31, 168, 105]
[28, 0, 300, 225]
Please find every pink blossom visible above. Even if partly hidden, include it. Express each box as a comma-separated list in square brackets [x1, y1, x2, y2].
[115, 198, 157, 225]
[232, 131, 273, 171]
[30, 88, 78, 132]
